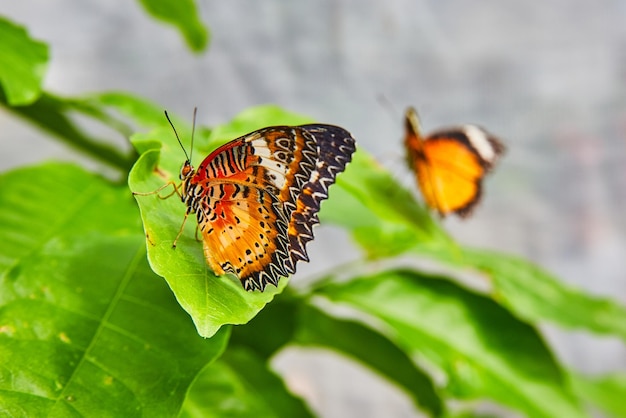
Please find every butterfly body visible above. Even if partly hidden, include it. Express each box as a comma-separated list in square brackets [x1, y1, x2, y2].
[178, 124, 355, 291]
[404, 107, 504, 218]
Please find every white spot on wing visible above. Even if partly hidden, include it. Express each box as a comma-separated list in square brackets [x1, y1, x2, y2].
[251, 138, 272, 158]
[261, 159, 288, 189]
[462, 125, 495, 162]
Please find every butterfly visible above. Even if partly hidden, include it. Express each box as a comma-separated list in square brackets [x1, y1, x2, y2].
[138, 112, 356, 292]
[404, 106, 505, 218]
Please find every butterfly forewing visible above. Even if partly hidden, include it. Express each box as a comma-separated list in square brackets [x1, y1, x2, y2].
[285, 125, 356, 271]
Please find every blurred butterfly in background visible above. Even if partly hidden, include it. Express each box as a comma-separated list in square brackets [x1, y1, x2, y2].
[137, 111, 356, 292]
[404, 106, 505, 218]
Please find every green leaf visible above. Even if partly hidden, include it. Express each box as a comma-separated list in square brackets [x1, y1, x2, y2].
[0, 16, 48, 105]
[0, 163, 229, 416]
[293, 304, 444, 417]
[1, 92, 135, 173]
[83, 91, 184, 130]
[137, 0, 209, 52]
[0, 163, 138, 275]
[229, 297, 299, 359]
[459, 248, 626, 342]
[128, 105, 314, 338]
[570, 372, 626, 417]
[317, 269, 585, 418]
[180, 347, 314, 418]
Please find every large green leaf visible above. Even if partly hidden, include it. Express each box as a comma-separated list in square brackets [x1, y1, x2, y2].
[128, 105, 314, 338]
[317, 269, 585, 418]
[570, 372, 626, 418]
[293, 304, 444, 417]
[0, 163, 229, 417]
[136, 0, 209, 52]
[459, 248, 626, 341]
[181, 347, 314, 418]
[0, 16, 48, 105]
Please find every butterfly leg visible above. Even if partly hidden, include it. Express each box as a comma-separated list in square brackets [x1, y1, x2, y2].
[133, 181, 181, 199]
[172, 208, 191, 249]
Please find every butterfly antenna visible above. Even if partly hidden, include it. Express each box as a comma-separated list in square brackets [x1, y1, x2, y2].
[190, 107, 197, 163]
[376, 93, 400, 123]
[164, 110, 191, 162]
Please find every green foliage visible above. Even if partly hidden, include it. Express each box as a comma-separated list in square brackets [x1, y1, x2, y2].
[180, 347, 315, 418]
[137, 0, 209, 52]
[318, 270, 582, 418]
[1, 4, 625, 418]
[0, 16, 48, 105]
[0, 164, 229, 417]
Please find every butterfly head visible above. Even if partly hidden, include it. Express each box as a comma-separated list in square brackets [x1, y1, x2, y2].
[179, 160, 195, 181]
[405, 107, 422, 137]
[404, 106, 425, 168]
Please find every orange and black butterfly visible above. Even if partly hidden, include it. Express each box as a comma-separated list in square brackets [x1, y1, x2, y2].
[139, 113, 356, 292]
[404, 107, 505, 218]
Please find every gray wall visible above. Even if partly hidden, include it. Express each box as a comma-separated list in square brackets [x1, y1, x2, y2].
[2, 1, 625, 416]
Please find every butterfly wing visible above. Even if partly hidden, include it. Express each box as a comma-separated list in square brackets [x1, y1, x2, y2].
[197, 182, 291, 290]
[188, 124, 354, 291]
[284, 125, 356, 272]
[418, 134, 487, 217]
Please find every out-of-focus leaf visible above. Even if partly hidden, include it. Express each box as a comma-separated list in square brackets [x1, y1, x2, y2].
[128, 105, 315, 337]
[293, 304, 444, 417]
[570, 372, 626, 418]
[0, 163, 229, 417]
[317, 269, 585, 418]
[83, 91, 192, 131]
[231, 297, 443, 416]
[137, 0, 209, 52]
[0, 17, 48, 105]
[229, 298, 299, 359]
[459, 248, 626, 342]
[180, 347, 314, 418]
[1, 92, 135, 172]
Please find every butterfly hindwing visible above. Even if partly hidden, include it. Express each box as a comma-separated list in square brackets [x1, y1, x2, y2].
[417, 136, 484, 216]
[197, 182, 291, 291]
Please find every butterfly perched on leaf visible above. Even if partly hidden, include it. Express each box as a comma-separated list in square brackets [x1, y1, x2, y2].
[137, 112, 356, 292]
[404, 107, 505, 218]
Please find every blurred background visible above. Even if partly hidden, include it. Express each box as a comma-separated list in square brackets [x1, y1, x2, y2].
[2, 1, 625, 416]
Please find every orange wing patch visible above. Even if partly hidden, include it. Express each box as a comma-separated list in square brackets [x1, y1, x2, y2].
[404, 107, 505, 218]
[199, 184, 290, 287]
